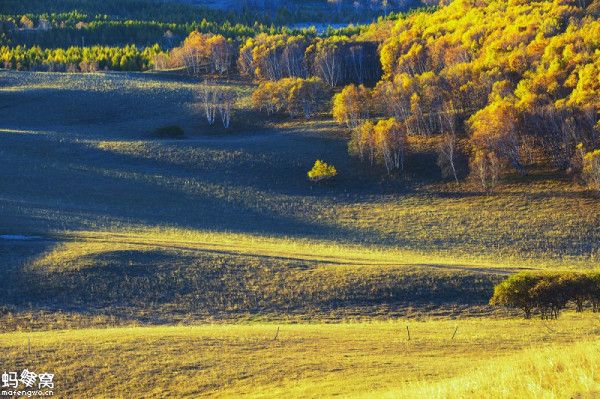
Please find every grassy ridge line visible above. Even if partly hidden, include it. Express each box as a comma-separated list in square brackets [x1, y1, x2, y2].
[1, 315, 598, 398]
[33, 229, 527, 273]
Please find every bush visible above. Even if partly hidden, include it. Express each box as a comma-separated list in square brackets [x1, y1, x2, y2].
[307, 160, 337, 182]
[153, 125, 185, 139]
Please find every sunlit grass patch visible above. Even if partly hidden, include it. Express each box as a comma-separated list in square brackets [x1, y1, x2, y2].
[379, 339, 600, 399]
[326, 178, 600, 269]
[0, 315, 599, 398]
[92, 140, 260, 170]
[31, 228, 512, 272]
[20, 235, 499, 315]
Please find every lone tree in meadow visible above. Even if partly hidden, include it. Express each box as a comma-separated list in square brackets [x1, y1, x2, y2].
[308, 160, 337, 182]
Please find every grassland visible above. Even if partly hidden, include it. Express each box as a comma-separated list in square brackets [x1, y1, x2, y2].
[1, 70, 599, 316]
[1, 71, 599, 269]
[1, 70, 600, 397]
[1, 315, 599, 398]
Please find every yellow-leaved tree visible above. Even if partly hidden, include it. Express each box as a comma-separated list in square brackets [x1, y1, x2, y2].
[253, 77, 329, 118]
[350, 118, 408, 174]
[332, 84, 371, 129]
[373, 118, 408, 174]
[468, 99, 523, 189]
[307, 160, 337, 182]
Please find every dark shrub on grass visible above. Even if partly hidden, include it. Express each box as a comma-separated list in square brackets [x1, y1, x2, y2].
[153, 125, 184, 139]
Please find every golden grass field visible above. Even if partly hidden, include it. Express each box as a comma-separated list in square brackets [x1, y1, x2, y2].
[1, 314, 599, 398]
[1, 71, 599, 397]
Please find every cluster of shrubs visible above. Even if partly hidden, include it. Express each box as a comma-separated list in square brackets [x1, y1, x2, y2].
[490, 272, 600, 319]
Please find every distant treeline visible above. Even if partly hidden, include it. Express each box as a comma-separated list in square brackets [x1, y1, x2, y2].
[491, 272, 600, 319]
[0, 30, 384, 82]
[0, 12, 323, 48]
[1, 0, 425, 26]
[1, 16, 269, 48]
[1, 0, 288, 25]
[0, 0, 429, 49]
[0, 44, 162, 72]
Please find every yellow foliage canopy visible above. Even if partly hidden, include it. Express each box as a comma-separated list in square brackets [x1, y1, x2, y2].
[307, 160, 337, 182]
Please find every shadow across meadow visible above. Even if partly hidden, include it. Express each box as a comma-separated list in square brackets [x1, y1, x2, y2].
[0, 128, 390, 242]
[0, 247, 502, 326]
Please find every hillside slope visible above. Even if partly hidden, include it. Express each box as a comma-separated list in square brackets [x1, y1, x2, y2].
[1, 71, 599, 327]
